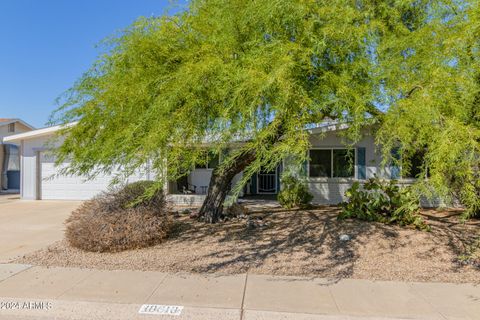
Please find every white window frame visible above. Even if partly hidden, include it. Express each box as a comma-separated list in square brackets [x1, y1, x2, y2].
[308, 147, 357, 179]
[194, 152, 220, 171]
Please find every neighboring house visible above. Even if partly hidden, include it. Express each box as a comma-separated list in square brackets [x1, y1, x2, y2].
[4, 122, 417, 204]
[0, 118, 35, 191]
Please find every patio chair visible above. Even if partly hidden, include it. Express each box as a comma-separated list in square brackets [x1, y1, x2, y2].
[177, 181, 197, 194]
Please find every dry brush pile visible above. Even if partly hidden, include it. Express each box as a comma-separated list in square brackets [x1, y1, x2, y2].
[65, 181, 172, 252]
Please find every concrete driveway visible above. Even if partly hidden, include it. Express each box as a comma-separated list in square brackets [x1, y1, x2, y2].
[0, 198, 81, 262]
[0, 193, 20, 204]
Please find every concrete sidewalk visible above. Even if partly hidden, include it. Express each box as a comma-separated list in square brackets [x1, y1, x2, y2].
[0, 264, 478, 320]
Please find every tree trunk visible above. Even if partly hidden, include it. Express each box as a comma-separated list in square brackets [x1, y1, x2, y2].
[199, 120, 286, 223]
[199, 150, 256, 223]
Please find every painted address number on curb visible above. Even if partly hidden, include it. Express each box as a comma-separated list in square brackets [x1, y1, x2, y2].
[138, 304, 183, 316]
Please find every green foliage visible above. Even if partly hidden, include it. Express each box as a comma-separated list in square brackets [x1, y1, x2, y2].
[105, 180, 161, 209]
[49, 0, 404, 199]
[278, 173, 313, 209]
[375, 1, 480, 219]
[49, 0, 479, 218]
[339, 177, 429, 231]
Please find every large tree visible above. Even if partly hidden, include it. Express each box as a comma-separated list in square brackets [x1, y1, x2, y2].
[375, 0, 480, 218]
[51, 0, 476, 221]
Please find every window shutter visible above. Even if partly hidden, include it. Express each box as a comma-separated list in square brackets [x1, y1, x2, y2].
[357, 147, 366, 179]
[250, 173, 257, 194]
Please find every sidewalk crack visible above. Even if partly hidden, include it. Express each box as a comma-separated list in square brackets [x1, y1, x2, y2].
[144, 272, 169, 303]
[55, 268, 97, 299]
[327, 285, 341, 314]
[0, 264, 33, 284]
[240, 273, 248, 320]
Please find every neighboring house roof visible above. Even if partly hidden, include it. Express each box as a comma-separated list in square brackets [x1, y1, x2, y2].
[0, 118, 36, 130]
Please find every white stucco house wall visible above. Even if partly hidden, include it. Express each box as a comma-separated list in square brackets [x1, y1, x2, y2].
[4, 122, 409, 204]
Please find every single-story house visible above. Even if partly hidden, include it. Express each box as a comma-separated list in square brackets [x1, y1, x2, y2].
[0, 118, 35, 191]
[3, 122, 417, 205]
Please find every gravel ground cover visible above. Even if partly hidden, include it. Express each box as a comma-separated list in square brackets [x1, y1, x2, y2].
[16, 204, 480, 283]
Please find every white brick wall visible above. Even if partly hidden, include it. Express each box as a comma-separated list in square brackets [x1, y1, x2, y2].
[308, 179, 354, 205]
[167, 194, 206, 207]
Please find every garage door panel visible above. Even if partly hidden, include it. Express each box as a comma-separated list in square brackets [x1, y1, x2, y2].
[40, 153, 147, 200]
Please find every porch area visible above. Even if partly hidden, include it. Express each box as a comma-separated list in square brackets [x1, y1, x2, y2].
[166, 165, 282, 207]
[167, 163, 281, 193]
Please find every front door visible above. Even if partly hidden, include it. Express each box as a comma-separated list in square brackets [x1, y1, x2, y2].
[257, 168, 277, 194]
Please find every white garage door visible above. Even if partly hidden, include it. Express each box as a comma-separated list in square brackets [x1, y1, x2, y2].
[40, 153, 148, 200]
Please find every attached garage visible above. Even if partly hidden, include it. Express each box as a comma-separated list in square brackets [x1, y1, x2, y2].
[39, 153, 121, 200]
[4, 125, 151, 200]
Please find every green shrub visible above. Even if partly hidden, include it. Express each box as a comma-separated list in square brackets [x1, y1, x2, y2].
[339, 177, 429, 230]
[100, 180, 165, 210]
[65, 180, 172, 252]
[278, 173, 313, 209]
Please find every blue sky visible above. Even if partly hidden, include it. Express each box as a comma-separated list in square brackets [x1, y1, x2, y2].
[0, 0, 183, 128]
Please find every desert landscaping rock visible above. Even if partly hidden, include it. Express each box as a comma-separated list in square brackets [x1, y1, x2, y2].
[16, 206, 480, 284]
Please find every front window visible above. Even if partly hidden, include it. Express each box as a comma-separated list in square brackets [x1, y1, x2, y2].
[309, 150, 331, 177]
[309, 149, 355, 178]
[402, 150, 425, 179]
[390, 148, 426, 179]
[195, 151, 219, 170]
[332, 149, 355, 177]
[6, 145, 20, 170]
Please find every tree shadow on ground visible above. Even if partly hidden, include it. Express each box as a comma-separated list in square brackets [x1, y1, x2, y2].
[420, 209, 480, 271]
[16, 202, 479, 283]
[167, 205, 402, 279]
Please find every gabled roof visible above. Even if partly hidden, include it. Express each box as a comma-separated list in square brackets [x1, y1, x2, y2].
[3, 123, 75, 143]
[0, 118, 35, 130]
[3, 120, 353, 145]
[0, 118, 15, 125]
